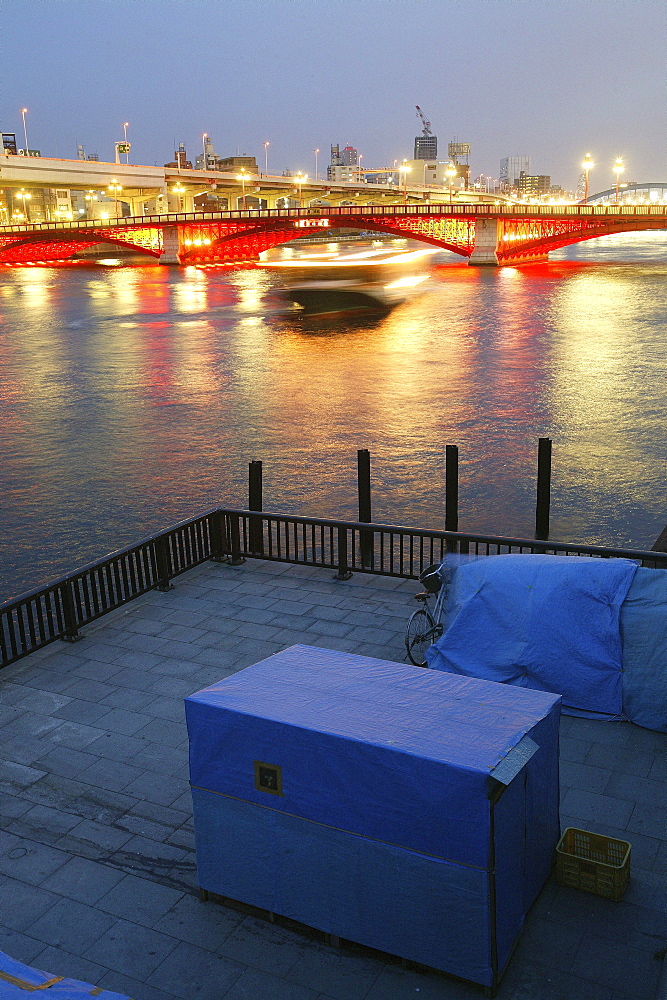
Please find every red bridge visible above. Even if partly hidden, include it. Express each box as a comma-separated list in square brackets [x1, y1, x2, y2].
[0, 202, 665, 267]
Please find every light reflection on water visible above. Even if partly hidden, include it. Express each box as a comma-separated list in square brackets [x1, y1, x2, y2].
[0, 231, 666, 601]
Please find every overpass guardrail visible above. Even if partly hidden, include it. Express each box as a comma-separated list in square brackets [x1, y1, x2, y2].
[2, 507, 667, 669]
[1, 201, 667, 235]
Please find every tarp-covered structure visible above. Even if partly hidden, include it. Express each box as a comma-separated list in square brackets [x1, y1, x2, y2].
[425, 554, 667, 732]
[0, 951, 131, 999]
[186, 644, 561, 990]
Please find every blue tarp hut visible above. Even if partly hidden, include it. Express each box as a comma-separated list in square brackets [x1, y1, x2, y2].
[186, 644, 561, 990]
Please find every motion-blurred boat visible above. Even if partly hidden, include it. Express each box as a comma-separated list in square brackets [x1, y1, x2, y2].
[260, 240, 435, 315]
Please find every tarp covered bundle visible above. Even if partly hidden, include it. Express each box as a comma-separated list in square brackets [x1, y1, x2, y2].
[426, 554, 667, 732]
[186, 644, 561, 989]
[0, 950, 131, 999]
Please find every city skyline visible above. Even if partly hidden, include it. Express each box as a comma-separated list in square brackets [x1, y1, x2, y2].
[4, 0, 664, 189]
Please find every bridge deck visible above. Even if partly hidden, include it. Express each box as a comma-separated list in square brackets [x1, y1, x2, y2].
[1, 558, 665, 1000]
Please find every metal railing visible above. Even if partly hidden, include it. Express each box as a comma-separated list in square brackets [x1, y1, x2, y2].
[2, 506, 667, 670]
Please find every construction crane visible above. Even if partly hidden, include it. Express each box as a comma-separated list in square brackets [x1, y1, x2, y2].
[415, 106, 432, 137]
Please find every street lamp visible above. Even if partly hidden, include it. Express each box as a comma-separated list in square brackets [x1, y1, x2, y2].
[237, 170, 248, 210]
[358, 154, 363, 183]
[202, 133, 209, 170]
[581, 154, 594, 205]
[17, 189, 31, 223]
[295, 173, 307, 207]
[446, 162, 457, 201]
[313, 148, 320, 181]
[122, 122, 130, 164]
[107, 180, 122, 218]
[264, 141, 270, 174]
[613, 157, 624, 204]
[172, 183, 185, 212]
[84, 190, 99, 218]
[399, 162, 411, 205]
[19, 108, 29, 155]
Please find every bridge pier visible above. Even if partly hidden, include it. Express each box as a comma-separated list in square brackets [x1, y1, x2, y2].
[468, 217, 500, 266]
[159, 225, 181, 265]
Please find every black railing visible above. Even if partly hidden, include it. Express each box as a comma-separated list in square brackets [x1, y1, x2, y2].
[2, 506, 667, 669]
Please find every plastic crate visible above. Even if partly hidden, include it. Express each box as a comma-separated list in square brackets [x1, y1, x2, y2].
[556, 827, 631, 901]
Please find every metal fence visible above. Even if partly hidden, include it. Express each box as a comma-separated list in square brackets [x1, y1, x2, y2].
[2, 506, 667, 669]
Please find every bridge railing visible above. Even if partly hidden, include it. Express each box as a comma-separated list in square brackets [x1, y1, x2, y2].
[1, 202, 667, 235]
[2, 506, 666, 669]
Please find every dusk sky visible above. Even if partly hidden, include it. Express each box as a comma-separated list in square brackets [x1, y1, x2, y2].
[3, 0, 664, 191]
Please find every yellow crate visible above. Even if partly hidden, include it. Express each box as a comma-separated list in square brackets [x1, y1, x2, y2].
[556, 827, 631, 901]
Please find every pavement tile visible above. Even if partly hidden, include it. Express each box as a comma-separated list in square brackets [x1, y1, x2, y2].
[94, 707, 156, 735]
[570, 931, 661, 998]
[627, 802, 667, 840]
[0, 838, 71, 885]
[147, 939, 245, 999]
[135, 718, 186, 748]
[96, 873, 185, 927]
[41, 720, 107, 750]
[559, 789, 635, 829]
[83, 918, 179, 980]
[52, 700, 113, 727]
[36, 745, 98, 779]
[585, 742, 656, 777]
[118, 633, 172, 654]
[97, 970, 179, 1000]
[153, 892, 241, 951]
[0, 926, 50, 965]
[0, 877, 60, 933]
[2, 711, 64, 739]
[115, 813, 175, 843]
[364, 964, 472, 1000]
[224, 968, 319, 1000]
[285, 941, 383, 1000]
[604, 771, 667, 808]
[29, 896, 117, 955]
[219, 915, 312, 976]
[41, 855, 127, 904]
[559, 760, 612, 794]
[77, 757, 147, 793]
[9, 803, 82, 843]
[65, 818, 134, 852]
[2, 736, 51, 767]
[0, 791, 32, 823]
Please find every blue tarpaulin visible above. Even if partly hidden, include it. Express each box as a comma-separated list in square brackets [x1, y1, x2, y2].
[426, 554, 638, 719]
[621, 566, 667, 732]
[0, 950, 130, 999]
[186, 644, 561, 989]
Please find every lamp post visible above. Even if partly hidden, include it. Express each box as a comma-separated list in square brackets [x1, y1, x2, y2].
[613, 157, 624, 204]
[313, 148, 319, 181]
[446, 162, 457, 201]
[581, 153, 594, 205]
[295, 173, 307, 207]
[17, 188, 31, 223]
[202, 133, 209, 170]
[173, 183, 185, 213]
[107, 180, 122, 218]
[122, 122, 130, 163]
[20, 108, 29, 154]
[399, 162, 410, 205]
[264, 141, 270, 174]
[84, 190, 98, 219]
[237, 171, 248, 210]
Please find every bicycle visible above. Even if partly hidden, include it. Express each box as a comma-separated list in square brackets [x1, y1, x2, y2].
[405, 563, 448, 666]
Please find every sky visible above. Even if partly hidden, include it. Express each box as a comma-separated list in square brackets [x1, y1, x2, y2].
[3, 0, 665, 191]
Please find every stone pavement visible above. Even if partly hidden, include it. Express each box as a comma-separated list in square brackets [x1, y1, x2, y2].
[0, 558, 665, 1000]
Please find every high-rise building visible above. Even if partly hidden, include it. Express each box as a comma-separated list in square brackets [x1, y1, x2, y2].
[500, 156, 532, 189]
[341, 145, 358, 165]
[517, 172, 551, 198]
[414, 134, 437, 160]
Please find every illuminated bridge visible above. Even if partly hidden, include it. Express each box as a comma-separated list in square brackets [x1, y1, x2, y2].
[0, 201, 666, 267]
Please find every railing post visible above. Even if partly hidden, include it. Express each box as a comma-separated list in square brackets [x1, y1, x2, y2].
[357, 449, 373, 569]
[333, 526, 352, 581]
[228, 513, 246, 566]
[249, 460, 264, 555]
[154, 535, 174, 591]
[209, 509, 228, 562]
[60, 580, 81, 642]
[535, 437, 552, 541]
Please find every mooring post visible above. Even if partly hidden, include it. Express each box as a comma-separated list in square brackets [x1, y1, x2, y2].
[248, 460, 263, 555]
[445, 444, 459, 535]
[357, 449, 373, 569]
[535, 437, 552, 541]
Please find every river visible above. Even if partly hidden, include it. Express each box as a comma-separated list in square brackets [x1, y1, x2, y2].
[1, 231, 666, 602]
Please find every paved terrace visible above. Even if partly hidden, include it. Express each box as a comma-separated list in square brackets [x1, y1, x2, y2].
[0, 559, 665, 1000]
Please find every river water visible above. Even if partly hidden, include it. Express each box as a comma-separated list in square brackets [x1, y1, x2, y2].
[1, 231, 666, 602]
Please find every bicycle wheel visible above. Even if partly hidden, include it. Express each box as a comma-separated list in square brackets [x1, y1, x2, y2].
[405, 608, 436, 667]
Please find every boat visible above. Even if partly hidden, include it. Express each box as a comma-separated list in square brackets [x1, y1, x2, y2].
[260, 239, 435, 315]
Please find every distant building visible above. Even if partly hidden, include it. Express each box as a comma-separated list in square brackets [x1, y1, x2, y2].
[194, 136, 257, 173]
[500, 156, 531, 189]
[517, 171, 551, 198]
[164, 143, 192, 170]
[328, 144, 359, 180]
[414, 134, 437, 160]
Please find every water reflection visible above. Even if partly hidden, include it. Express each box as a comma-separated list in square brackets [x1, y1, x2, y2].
[0, 231, 666, 600]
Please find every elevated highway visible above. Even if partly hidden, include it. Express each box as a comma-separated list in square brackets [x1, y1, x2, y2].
[0, 201, 666, 267]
